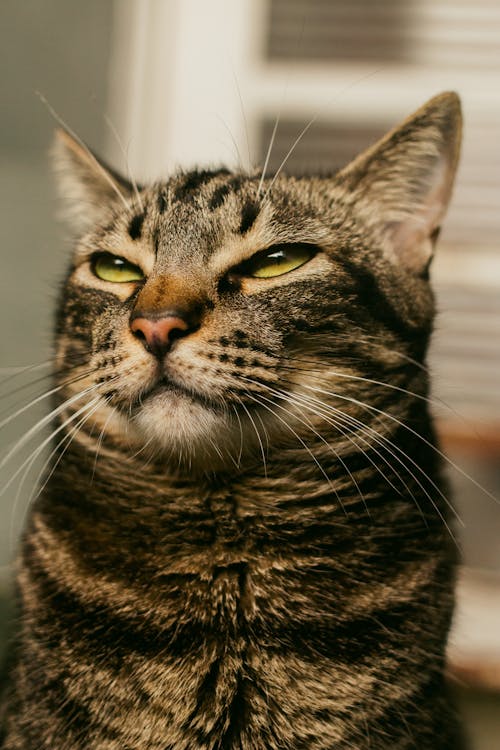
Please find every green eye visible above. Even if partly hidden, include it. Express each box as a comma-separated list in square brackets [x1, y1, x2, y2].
[92, 253, 144, 283]
[245, 244, 317, 279]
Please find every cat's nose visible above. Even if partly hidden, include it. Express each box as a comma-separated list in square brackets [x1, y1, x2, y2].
[130, 313, 190, 357]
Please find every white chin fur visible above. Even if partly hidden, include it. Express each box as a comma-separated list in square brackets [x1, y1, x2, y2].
[132, 390, 232, 464]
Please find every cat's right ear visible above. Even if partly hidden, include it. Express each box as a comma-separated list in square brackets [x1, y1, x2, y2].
[52, 128, 133, 234]
[336, 92, 462, 276]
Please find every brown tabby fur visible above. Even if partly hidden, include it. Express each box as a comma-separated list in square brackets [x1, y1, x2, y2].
[1, 93, 466, 748]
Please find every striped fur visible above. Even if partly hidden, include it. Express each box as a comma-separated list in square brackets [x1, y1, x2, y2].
[1, 93, 466, 748]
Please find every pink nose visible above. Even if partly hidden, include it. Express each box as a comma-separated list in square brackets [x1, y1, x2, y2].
[130, 315, 190, 357]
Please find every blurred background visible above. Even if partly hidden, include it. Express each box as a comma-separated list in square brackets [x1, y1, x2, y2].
[1, 0, 499, 745]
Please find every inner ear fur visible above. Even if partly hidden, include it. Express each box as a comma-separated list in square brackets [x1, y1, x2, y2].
[337, 92, 462, 274]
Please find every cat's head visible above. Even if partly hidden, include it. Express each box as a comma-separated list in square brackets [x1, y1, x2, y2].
[52, 93, 461, 472]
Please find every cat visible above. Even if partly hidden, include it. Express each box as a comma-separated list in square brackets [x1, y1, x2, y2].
[0, 92, 466, 749]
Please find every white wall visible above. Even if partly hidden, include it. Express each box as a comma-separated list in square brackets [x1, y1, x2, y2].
[106, 0, 264, 179]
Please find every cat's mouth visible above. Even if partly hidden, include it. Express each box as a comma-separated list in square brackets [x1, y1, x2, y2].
[133, 375, 220, 413]
[127, 371, 237, 462]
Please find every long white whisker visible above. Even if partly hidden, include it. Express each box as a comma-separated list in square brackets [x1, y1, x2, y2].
[11, 397, 105, 546]
[37, 91, 131, 213]
[1, 394, 102, 502]
[0, 368, 95, 431]
[242, 378, 363, 515]
[289, 382, 463, 540]
[253, 405, 271, 458]
[286, 355, 489, 459]
[1, 371, 58, 410]
[257, 113, 280, 199]
[261, 69, 381, 203]
[248, 370, 461, 539]
[91, 406, 118, 480]
[0, 361, 52, 380]
[282, 358, 442, 413]
[104, 113, 144, 212]
[300, 381, 498, 507]
[284, 387, 430, 522]
[231, 69, 252, 172]
[358, 341, 430, 374]
[0, 383, 101, 472]
[231, 403, 244, 467]
[237, 397, 268, 477]
[34, 397, 107, 505]
[0, 353, 94, 405]
[263, 382, 405, 502]
[126, 434, 156, 464]
[217, 115, 244, 173]
[261, 116, 319, 204]
[245, 390, 347, 515]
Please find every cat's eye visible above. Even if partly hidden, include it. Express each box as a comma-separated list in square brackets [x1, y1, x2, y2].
[243, 243, 317, 279]
[91, 253, 144, 283]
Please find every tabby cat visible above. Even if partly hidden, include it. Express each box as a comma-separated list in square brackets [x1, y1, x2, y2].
[1, 92, 465, 749]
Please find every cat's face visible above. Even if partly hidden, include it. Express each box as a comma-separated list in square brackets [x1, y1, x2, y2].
[53, 93, 461, 470]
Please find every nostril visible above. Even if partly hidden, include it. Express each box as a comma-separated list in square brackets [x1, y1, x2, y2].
[168, 325, 187, 342]
[130, 318, 151, 343]
[132, 327, 146, 342]
[131, 325, 152, 352]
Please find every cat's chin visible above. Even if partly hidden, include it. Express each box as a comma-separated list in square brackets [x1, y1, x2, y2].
[131, 387, 235, 468]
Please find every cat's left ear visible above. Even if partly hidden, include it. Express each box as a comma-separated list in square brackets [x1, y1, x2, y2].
[52, 128, 134, 234]
[337, 92, 462, 274]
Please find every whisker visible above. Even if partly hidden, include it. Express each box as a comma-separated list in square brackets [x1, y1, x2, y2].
[257, 113, 280, 199]
[357, 341, 430, 374]
[282, 357, 440, 413]
[0, 382, 103, 473]
[285, 353, 491, 465]
[103, 113, 144, 212]
[91, 406, 118, 480]
[1, 393, 102, 501]
[261, 70, 381, 204]
[261, 381, 406, 501]
[253, 405, 271, 459]
[0, 363, 65, 406]
[289, 381, 464, 540]
[0, 360, 52, 381]
[231, 68, 252, 172]
[37, 91, 131, 213]
[33, 398, 106, 505]
[241, 377, 363, 515]
[261, 116, 319, 205]
[283, 387, 430, 524]
[300, 381, 498, 507]
[235, 395, 268, 477]
[243, 369, 462, 542]
[0, 367, 97, 431]
[217, 115, 245, 173]
[11, 397, 105, 546]
[126, 434, 156, 464]
[231, 403, 244, 467]
[244, 390, 347, 515]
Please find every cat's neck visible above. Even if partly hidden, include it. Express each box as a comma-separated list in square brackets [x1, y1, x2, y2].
[35, 416, 446, 565]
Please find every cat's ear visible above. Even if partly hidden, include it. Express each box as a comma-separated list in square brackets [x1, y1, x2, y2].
[52, 128, 133, 233]
[337, 92, 462, 275]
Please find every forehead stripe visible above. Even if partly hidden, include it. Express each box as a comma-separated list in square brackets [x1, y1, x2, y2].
[239, 200, 259, 234]
[128, 213, 145, 240]
[157, 189, 167, 214]
[209, 183, 231, 210]
[173, 169, 229, 203]
[208, 175, 244, 211]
